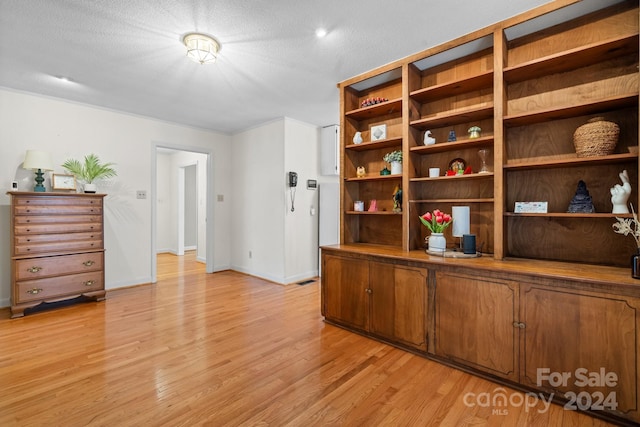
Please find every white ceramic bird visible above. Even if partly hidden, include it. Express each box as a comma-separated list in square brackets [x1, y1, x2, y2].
[424, 130, 436, 145]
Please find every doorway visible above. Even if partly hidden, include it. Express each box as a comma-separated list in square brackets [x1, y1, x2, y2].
[151, 143, 214, 283]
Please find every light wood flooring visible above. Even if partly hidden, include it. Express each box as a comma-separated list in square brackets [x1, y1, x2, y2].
[0, 253, 618, 426]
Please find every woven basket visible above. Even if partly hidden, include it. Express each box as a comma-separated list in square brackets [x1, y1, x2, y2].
[573, 117, 619, 157]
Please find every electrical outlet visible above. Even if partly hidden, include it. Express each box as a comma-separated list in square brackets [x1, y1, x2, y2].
[136, 190, 147, 199]
[217, 194, 224, 202]
[249, 251, 252, 259]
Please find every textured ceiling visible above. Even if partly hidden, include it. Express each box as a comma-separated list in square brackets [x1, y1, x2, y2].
[0, 0, 552, 134]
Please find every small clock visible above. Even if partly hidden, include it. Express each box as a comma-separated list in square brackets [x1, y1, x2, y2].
[52, 174, 77, 191]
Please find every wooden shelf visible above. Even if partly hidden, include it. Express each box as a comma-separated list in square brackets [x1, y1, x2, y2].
[345, 98, 402, 121]
[410, 198, 494, 204]
[410, 104, 494, 130]
[345, 137, 402, 151]
[410, 71, 493, 103]
[505, 152, 638, 170]
[410, 136, 493, 154]
[410, 173, 494, 182]
[345, 174, 402, 182]
[345, 210, 402, 215]
[503, 94, 638, 127]
[505, 212, 633, 218]
[504, 34, 639, 83]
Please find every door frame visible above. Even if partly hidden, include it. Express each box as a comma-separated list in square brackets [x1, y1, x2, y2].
[151, 142, 215, 282]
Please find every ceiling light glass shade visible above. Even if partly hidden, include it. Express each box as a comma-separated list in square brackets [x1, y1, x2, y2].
[23, 150, 54, 171]
[183, 33, 220, 65]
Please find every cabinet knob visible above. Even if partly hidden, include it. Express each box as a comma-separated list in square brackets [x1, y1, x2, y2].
[26, 288, 43, 294]
[365, 288, 373, 294]
[84, 280, 95, 286]
[512, 321, 526, 329]
[83, 260, 95, 267]
[27, 266, 42, 273]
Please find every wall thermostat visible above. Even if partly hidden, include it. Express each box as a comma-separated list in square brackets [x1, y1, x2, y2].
[306, 179, 317, 190]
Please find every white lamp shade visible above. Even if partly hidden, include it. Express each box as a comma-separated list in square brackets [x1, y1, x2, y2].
[452, 206, 470, 237]
[23, 150, 54, 171]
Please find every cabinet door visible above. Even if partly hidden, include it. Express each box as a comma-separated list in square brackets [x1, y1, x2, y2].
[321, 254, 368, 331]
[520, 284, 640, 423]
[370, 262, 427, 351]
[434, 272, 518, 381]
[320, 125, 339, 176]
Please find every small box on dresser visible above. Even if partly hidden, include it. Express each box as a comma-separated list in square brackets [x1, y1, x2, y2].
[7, 191, 106, 318]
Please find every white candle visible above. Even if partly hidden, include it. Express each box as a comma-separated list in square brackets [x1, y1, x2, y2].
[452, 206, 470, 237]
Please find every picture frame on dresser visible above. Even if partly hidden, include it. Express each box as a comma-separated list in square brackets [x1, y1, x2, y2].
[51, 173, 77, 192]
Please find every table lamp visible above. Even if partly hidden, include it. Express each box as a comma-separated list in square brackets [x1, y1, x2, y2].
[23, 150, 54, 192]
[452, 206, 470, 250]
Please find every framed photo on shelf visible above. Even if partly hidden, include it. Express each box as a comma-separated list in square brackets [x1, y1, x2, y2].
[370, 124, 387, 141]
[52, 174, 77, 192]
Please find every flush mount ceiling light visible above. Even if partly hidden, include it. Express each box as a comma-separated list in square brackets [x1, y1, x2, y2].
[182, 33, 221, 65]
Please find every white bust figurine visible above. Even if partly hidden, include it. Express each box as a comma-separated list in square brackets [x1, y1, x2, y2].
[611, 169, 631, 214]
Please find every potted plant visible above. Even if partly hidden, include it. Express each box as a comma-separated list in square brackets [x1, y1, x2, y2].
[383, 150, 403, 175]
[62, 154, 117, 193]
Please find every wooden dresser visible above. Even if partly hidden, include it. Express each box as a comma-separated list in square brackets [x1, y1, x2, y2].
[8, 192, 106, 318]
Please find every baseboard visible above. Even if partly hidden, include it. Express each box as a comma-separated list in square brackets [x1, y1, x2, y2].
[0, 298, 10, 309]
[284, 270, 319, 285]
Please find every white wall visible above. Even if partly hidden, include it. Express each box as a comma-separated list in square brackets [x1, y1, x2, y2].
[283, 118, 320, 282]
[231, 120, 286, 282]
[0, 88, 232, 307]
[156, 153, 173, 252]
[230, 118, 320, 284]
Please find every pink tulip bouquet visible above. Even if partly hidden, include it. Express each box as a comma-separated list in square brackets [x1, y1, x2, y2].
[419, 209, 452, 233]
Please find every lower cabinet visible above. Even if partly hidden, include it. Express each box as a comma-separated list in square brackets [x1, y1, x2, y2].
[434, 272, 519, 381]
[321, 253, 368, 331]
[370, 261, 427, 351]
[321, 252, 428, 351]
[520, 283, 640, 423]
[321, 248, 640, 424]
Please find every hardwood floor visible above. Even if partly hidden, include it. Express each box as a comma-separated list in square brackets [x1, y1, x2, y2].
[0, 253, 617, 426]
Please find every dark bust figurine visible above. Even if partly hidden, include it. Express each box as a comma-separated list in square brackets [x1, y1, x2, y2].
[567, 180, 595, 213]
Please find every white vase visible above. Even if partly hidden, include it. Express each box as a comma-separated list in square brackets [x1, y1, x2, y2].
[84, 183, 97, 193]
[390, 161, 402, 175]
[428, 233, 446, 252]
[353, 132, 363, 144]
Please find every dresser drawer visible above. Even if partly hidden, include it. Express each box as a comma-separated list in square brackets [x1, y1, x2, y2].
[14, 231, 101, 245]
[14, 205, 102, 215]
[14, 196, 102, 206]
[16, 272, 103, 303]
[15, 252, 103, 280]
[14, 214, 102, 224]
[15, 239, 103, 255]
[15, 222, 102, 236]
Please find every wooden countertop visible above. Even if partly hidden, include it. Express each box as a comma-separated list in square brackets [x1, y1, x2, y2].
[321, 244, 640, 295]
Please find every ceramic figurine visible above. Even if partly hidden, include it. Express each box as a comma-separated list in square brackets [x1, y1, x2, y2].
[424, 130, 436, 145]
[611, 169, 631, 214]
[567, 180, 595, 213]
[356, 166, 366, 177]
[353, 132, 363, 144]
[392, 186, 402, 213]
[380, 167, 391, 176]
[468, 126, 481, 139]
[368, 199, 378, 212]
[448, 130, 457, 142]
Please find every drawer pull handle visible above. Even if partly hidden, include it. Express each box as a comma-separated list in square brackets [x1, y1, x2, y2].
[27, 288, 43, 294]
[83, 260, 95, 266]
[84, 280, 95, 286]
[27, 266, 42, 273]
